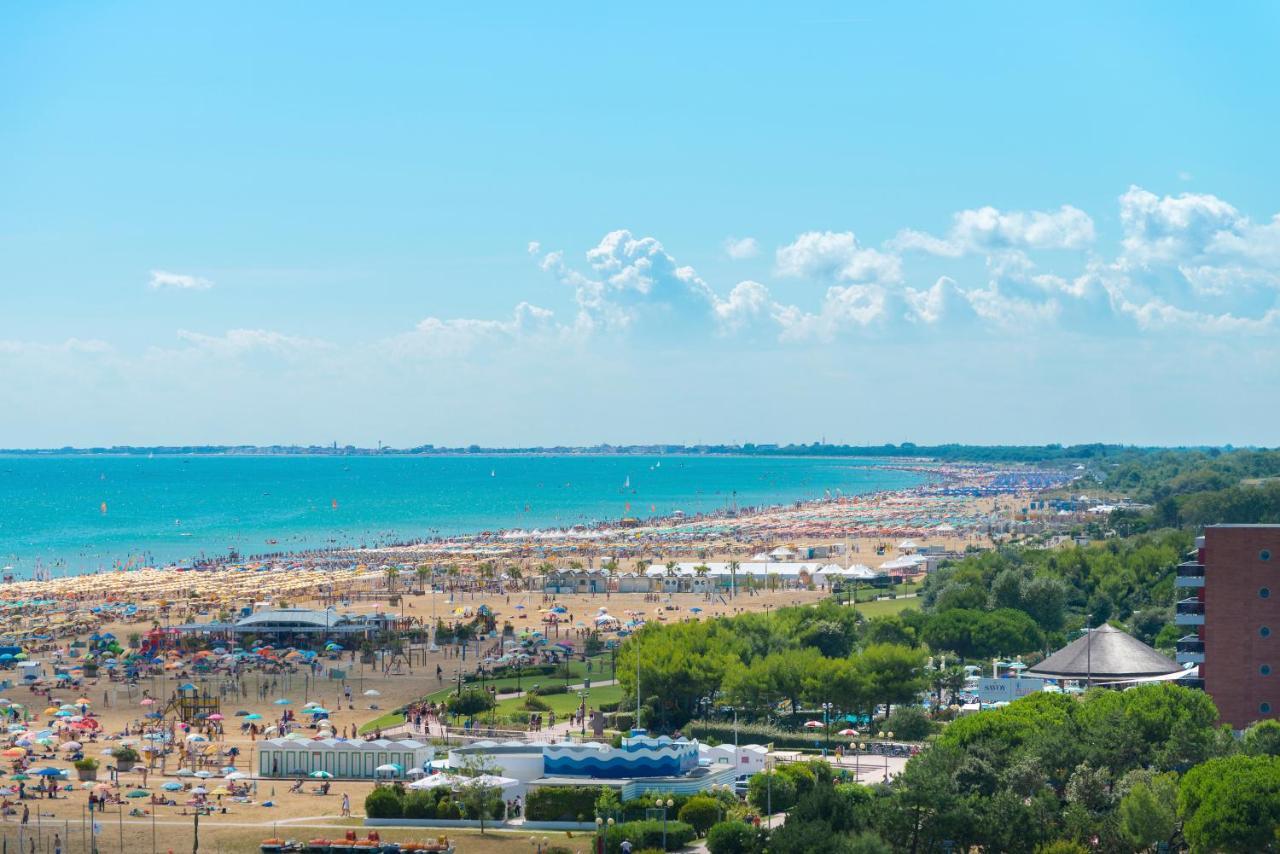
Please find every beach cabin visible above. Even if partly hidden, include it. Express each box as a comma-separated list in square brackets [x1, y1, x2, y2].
[543, 570, 608, 595]
[613, 572, 651, 593]
[258, 737, 433, 779]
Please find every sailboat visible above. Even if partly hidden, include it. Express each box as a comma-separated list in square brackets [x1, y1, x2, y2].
[623, 475, 630, 488]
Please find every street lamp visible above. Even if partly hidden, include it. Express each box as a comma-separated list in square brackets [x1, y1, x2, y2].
[856, 742, 866, 780]
[660, 798, 675, 849]
[821, 702, 833, 757]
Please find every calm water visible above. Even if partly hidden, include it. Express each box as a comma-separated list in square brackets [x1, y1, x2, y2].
[0, 455, 925, 575]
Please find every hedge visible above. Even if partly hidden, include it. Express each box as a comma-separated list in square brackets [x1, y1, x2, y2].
[530, 683, 569, 696]
[365, 785, 501, 821]
[525, 786, 600, 822]
[605, 819, 696, 853]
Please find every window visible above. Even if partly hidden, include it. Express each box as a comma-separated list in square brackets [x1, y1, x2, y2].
[1264, 588, 1273, 600]
[1263, 665, 1272, 676]
[1263, 550, 1272, 561]
[1263, 627, 1273, 638]
[1262, 702, 1273, 715]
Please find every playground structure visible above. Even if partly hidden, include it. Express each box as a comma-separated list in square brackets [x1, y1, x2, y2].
[165, 682, 222, 723]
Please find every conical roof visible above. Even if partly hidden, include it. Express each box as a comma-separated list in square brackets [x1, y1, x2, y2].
[1026, 624, 1180, 681]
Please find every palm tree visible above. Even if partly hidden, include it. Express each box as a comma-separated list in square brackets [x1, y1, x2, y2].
[415, 564, 431, 594]
[665, 561, 678, 577]
[385, 565, 400, 593]
[507, 565, 523, 588]
[728, 560, 740, 598]
[446, 563, 461, 591]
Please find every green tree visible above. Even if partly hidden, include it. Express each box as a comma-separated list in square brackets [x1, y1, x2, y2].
[446, 687, 495, 721]
[1118, 772, 1178, 851]
[1242, 720, 1280, 756]
[1179, 754, 1280, 853]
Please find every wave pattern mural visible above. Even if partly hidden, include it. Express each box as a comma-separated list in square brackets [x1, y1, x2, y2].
[543, 736, 699, 779]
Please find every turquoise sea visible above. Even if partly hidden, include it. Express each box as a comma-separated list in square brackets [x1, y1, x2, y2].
[0, 455, 926, 576]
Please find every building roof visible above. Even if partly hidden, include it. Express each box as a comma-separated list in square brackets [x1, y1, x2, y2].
[1026, 624, 1181, 680]
[236, 609, 340, 628]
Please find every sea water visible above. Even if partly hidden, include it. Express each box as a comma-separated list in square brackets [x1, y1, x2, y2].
[0, 454, 925, 576]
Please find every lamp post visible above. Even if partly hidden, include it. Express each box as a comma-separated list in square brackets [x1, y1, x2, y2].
[856, 742, 865, 781]
[660, 798, 674, 850]
[594, 815, 614, 854]
[877, 731, 894, 781]
[821, 702, 833, 757]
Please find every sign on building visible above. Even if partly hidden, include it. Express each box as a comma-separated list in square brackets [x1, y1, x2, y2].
[975, 677, 1045, 703]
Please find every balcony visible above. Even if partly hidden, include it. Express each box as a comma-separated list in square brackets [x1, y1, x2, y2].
[1174, 561, 1205, 588]
[1176, 635, 1204, 663]
[1175, 598, 1205, 626]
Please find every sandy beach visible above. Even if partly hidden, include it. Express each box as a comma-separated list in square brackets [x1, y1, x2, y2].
[0, 464, 1047, 852]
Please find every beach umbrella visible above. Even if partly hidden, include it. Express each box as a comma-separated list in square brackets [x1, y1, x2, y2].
[374, 764, 402, 776]
[219, 766, 236, 774]
[174, 769, 195, 777]
[224, 771, 248, 781]
[243, 713, 262, 721]
[210, 787, 230, 796]
[362, 690, 380, 697]
[836, 728, 859, 736]
[273, 699, 291, 706]
[9, 774, 29, 781]
[161, 782, 184, 791]
[60, 741, 81, 751]
[194, 770, 212, 779]
[190, 786, 208, 796]
[139, 699, 156, 706]
[309, 770, 333, 779]
[207, 714, 223, 721]
[802, 721, 824, 729]
[1, 748, 26, 759]
[307, 708, 330, 716]
[35, 768, 65, 777]
[126, 789, 150, 798]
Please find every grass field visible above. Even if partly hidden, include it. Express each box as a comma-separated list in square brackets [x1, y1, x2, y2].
[852, 595, 921, 617]
[493, 682, 624, 718]
[359, 655, 616, 733]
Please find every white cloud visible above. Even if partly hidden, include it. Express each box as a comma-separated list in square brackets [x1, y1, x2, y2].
[892, 204, 1095, 256]
[149, 270, 213, 290]
[173, 329, 330, 358]
[775, 231, 902, 284]
[1118, 185, 1243, 266]
[723, 236, 760, 260]
[713, 280, 773, 334]
[386, 302, 564, 358]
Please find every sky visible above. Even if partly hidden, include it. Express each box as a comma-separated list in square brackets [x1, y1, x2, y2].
[2, 2, 1279, 448]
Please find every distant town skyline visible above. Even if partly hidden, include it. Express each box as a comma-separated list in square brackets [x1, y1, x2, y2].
[4, 3, 1279, 447]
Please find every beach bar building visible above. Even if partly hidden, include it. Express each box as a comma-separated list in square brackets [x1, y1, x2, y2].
[258, 737, 433, 779]
[173, 607, 393, 647]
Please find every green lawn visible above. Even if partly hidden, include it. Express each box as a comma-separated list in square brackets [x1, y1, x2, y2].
[492, 683, 624, 718]
[357, 654, 615, 733]
[852, 596, 921, 617]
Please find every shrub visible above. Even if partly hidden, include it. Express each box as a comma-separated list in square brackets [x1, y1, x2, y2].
[1034, 843, 1090, 854]
[73, 758, 100, 771]
[531, 683, 569, 696]
[747, 770, 797, 814]
[436, 799, 462, 820]
[401, 790, 436, 819]
[883, 705, 934, 742]
[706, 820, 760, 854]
[364, 787, 403, 819]
[605, 819, 695, 853]
[525, 786, 601, 822]
[112, 747, 140, 765]
[677, 796, 721, 836]
[522, 694, 552, 712]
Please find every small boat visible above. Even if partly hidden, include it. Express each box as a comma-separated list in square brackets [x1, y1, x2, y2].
[260, 840, 285, 854]
[306, 840, 332, 853]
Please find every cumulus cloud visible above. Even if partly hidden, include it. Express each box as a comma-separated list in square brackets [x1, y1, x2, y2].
[149, 270, 213, 290]
[723, 236, 760, 260]
[1118, 185, 1244, 266]
[775, 231, 902, 284]
[892, 204, 1095, 256]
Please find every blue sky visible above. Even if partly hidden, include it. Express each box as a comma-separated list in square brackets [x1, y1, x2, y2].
[3, 2, 1279, 447]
